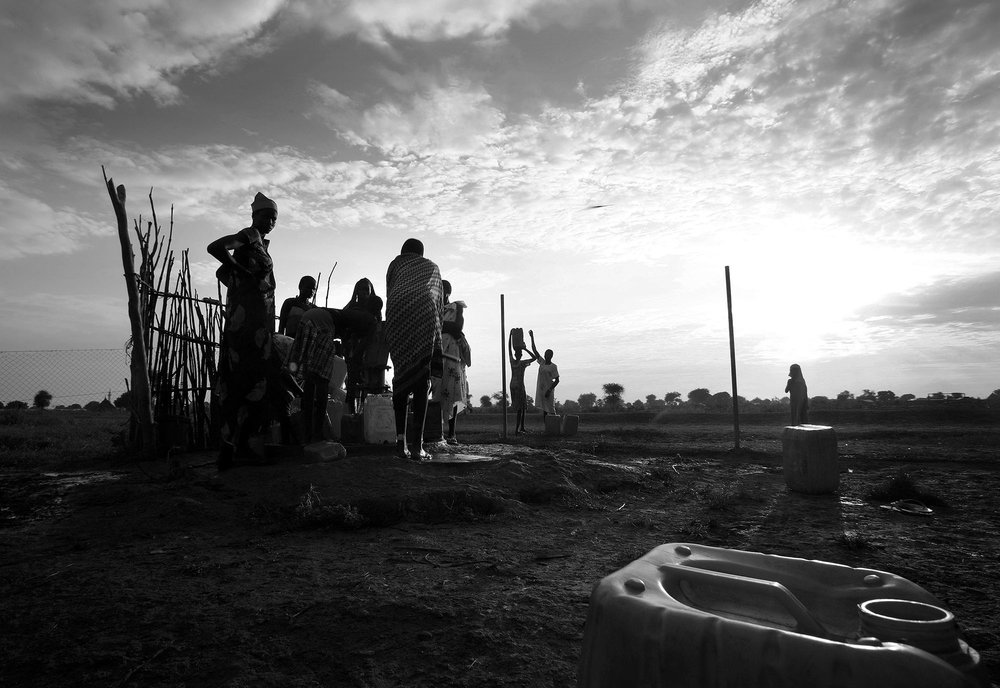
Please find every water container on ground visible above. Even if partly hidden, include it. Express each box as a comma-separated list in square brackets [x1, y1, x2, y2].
[782, 424, 839, 494]
[362, 394, 396, 444]
[562, 414, 579, 436]
[544, 414, 561, 436]
[577, 542, 986, 688]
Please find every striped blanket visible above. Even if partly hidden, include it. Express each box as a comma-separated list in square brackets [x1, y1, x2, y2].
[385, 252, 443, 392]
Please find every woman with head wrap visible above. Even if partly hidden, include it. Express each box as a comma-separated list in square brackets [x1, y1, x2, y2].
[208, 192, 278, 469]
[785, 363, 809, 425]
[384, 238, 443, 460]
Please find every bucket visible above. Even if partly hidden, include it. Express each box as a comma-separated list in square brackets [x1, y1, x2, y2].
[561, 414, 579, 436]
[510, 327, 525, 350]
[782, 424, 839, 494]
[362, 394, 396, 444]
[544, 414, 561, 436]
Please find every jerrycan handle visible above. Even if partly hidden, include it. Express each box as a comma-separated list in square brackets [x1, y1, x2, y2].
[659, 564, 829, 639]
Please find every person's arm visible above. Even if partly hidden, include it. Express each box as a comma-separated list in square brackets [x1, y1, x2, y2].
[207, 232, 255, 281]
[278, 298, 293, 336]
[508, 330, 515, 364]
[548, 374, 560, 397]
[528, 329, 542, 361]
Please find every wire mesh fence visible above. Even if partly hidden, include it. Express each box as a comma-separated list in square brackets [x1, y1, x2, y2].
[0, 349, 131, 408]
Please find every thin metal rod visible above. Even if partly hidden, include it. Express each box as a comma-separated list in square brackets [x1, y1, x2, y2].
[500, 293, 507, 439]
[725, 266, 740, 450]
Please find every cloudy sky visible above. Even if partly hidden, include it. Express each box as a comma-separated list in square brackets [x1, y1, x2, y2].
[1, 0, 998, 406]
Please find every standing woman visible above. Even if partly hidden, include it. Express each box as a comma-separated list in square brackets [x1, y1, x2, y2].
[208, 192, 278, 469]
[434, 280, 470, 444]
[785, 363, 809, 425]
[529, 329, 559, 423]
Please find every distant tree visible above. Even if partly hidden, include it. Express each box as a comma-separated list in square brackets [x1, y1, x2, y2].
[7, 400, 28, 410]
[491, 391, 508, 406]
[627, 399, 644, 411]
[664, 392, 682, 405]
[67, 403, 82, 410]
[988, 389, 1000, 406]
[113, 391, 131, 409]
[899, 394, 916, 403]
[687, 388, 712, 406]
[645, 394, 666, 411]
[561, 399, 581, 414]
[33, 390, 53, 410]
[709, 391, 732, 411]
[525, 395, 535, 410]
[84, 400, 102, 412]
[602, 383, 625, 409]
[479, 395, 493, 408]
[876, 390, 897, 404]
[810, 396, 831, 409]
[858, 389, 877, 401]
[578, 393, 597, 411]
[836, 390, 854, 401]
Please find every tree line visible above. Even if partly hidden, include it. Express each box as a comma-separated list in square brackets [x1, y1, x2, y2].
[475, 384, 1000, 413]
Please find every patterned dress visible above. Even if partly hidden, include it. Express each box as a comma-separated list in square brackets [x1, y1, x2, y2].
[216, 227, 275, 449]
[385, 253, 443, 392]
[433, 301, 469, 413]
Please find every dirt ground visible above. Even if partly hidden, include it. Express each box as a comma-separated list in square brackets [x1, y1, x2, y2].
[1, 411, 998, 687]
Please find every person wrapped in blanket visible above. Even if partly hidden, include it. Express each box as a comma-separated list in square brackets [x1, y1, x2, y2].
[384, 238, 443, 461]
[207, 191, 278, 470]
[432, 280, 470, 445]
[287, 308, 338, 444]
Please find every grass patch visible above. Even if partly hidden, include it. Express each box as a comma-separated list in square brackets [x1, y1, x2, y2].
[288, 486, 508, 530]
[836, 529, 875, 551]
[0, 409, 127, 469]
[863, 469, 947, 507]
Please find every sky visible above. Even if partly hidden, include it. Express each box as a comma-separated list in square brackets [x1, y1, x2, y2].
[1, 0, 998, 406]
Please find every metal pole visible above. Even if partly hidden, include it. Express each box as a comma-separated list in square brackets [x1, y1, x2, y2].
[725, 266, 740, 450]
[500, 293, 508, 439]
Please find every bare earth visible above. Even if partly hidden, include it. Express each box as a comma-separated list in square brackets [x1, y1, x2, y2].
[1, 410, 998, 687]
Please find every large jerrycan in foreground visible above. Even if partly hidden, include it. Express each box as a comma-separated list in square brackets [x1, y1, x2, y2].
[578, 543, 987, 688]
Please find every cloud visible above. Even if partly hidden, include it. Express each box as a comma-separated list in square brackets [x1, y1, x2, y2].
[0, 0, 284, 108]
[856, 271, 1000, 326]
[0, 183, 108, 260]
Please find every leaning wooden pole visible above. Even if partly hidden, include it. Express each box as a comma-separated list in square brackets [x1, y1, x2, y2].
[104, 166, 155, 456]
[500, 293, 508, 439]
[725, 265, 741, 450]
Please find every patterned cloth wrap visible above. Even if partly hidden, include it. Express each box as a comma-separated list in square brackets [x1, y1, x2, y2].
[433, 300, 469, 413]
[385, 252, 443, 392]
[288, 308, 338, 381]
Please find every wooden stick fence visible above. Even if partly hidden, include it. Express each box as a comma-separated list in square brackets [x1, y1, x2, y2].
[126, 188, 222, 451]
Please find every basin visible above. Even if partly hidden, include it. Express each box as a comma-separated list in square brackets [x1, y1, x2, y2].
[578, 543, 986, 687]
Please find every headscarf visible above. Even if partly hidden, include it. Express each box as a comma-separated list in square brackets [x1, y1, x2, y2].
[251, 192, 277, 215]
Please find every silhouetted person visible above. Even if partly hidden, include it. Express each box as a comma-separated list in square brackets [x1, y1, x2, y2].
[278, 275, 316, 337]
[785, 363, 809, 425]
[508, 329, 537, 434]
[530, 329, 559, 422]
[384, 238, 443, 461]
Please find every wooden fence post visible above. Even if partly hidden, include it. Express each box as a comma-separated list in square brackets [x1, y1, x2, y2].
[104, 167, 155, 456]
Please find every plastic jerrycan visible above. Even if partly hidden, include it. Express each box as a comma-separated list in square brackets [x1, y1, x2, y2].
[578, 543, 987, 688]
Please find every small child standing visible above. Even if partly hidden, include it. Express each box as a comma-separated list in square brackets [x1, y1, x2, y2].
[785, 363, 809, 425]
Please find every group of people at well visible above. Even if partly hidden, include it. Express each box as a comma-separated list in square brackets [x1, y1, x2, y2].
[208, 192, 473, 469]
